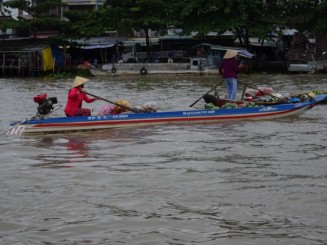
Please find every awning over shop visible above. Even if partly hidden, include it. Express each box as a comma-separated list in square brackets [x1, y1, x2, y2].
[0, 44, 49, 52]
[209, 45, 242, 52]
[81, 43, 116, 49]
[250, 41, 276, 47]
[123, 38, 159, 46]
[193, 43, 255, 58]
[74, 36, 122, 49]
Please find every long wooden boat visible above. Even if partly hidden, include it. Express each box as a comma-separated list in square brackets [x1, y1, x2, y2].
[6, 94, 327, 136]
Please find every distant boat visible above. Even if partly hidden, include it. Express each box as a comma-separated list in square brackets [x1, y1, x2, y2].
[288, 59, 327, 73]
[90, 62, 219, 76]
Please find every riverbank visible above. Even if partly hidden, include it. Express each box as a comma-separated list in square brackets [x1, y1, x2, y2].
[1, 63, 326, 79]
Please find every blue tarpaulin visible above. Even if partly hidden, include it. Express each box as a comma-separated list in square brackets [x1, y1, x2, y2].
[51, 46, 65, 67]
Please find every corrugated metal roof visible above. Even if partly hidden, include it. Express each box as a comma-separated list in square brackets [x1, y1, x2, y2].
[193, 43, 242, 51]
[0, 44, 49, 52]
[73, 36, 124, 48]
[123, 38, 159, 46]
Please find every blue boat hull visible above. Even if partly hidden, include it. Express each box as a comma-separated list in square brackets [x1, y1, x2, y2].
[7, 95, 327, 135]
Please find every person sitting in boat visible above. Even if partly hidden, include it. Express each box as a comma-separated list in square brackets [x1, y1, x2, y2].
[64, 76, 99, 117]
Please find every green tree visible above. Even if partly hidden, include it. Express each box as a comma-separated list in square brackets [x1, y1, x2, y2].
[105, 0, 172, 61]
[179, 0, 284, 49]
[63, 7, 111, 38]
[2, 0, 63, 38]
[281, 0, 327, 34]
[313, 0, 327, 34]
[58, 7, 114, 67]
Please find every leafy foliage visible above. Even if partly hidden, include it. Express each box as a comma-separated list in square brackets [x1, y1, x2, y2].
[63, 8, 111, 38]
[105, 0, 172, 60]
[1, 0, 326, 49]
[2, 0, 63, 37]
[314, 0, 327, 34]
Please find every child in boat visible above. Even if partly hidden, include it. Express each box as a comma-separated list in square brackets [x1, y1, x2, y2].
[64, 76, 99, 117]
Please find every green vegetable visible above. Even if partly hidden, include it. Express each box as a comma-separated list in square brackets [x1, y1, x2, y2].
[311, 89, 325, 95]
[204, 103, 219, 110]
[221, 103, 238, 109]
[246, 102, 257, 107]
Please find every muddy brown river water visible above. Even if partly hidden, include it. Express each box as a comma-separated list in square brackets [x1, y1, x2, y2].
[0, 73, 327, 244]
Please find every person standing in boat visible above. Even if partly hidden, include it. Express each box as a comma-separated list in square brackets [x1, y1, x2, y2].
[64, 76, 98, 117]
[219, 49, 243, 100]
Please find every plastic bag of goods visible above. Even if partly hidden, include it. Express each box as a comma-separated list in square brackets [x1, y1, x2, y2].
[114, 100, 131, 113]
[141, 102, 158, 112]
[98, 104, 115, 115]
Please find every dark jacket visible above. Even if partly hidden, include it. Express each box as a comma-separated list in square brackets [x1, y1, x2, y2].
[219, 58, 240, 79]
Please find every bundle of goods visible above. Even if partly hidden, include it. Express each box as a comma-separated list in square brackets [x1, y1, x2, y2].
[114, 100, 132, 114]
[202, 88, 326, 111]
[134, 102, 158, 113]
[98, 100, 132, 115]
[310, 90, 327, 103]
[311, 89, 326, 95]
[220, 103, 240, 109]
[98, 101, 159, 115]
[292, 92, 316, 102]
[204, 103, 219, 110]
[244, 87, 273, 101]
[204, 101, 263, 110]
[245, 87, 292, 105]
[98, 104, 115, 115]
[203, 94, 246, 110]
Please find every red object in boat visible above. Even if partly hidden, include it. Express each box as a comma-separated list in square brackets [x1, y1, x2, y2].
[256, 91, 263, 97]
[34, 93, 47, 103]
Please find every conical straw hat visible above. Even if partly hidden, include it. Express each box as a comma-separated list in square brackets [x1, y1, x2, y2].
[72, 76, 89, 88]
[223, 49, 239, 59]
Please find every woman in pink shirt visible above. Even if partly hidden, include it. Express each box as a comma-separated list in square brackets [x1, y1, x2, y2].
[64, 76, 98, 117]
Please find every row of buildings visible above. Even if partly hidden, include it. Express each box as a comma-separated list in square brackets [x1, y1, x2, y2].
[1, 0, 327, 76]
[0, 0, 107, 38]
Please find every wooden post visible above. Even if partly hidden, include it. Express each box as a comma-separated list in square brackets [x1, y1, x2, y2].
[2, 53, 5, 75]
[18, 56, 21, 75]
[240, 79, 248, 101]
[53, 57, 55, 74]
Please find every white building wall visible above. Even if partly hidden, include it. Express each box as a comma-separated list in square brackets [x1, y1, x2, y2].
[0, 0, 29, 19]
